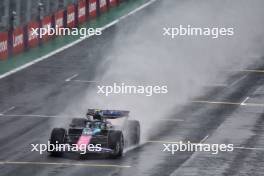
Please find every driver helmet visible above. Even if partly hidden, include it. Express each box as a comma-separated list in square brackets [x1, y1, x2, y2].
[94, 110, 103, 121]
[86, 112, 93, 121]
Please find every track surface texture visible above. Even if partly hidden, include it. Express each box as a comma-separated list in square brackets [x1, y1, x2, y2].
[0, 0, 264, 176]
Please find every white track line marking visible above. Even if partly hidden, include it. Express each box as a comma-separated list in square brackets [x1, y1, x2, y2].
[243, 103, 264, 107]
[192, 100, 264, 107]
[65, 74, 79, 82]
[73, 80, 99, 83]
[0, 161, 131, 168]
[0, 114, 82, 118]
[242, 69, 264, 73]
[147, 140, 209, 145]
[241, 97, 250, 106]
[65, 74, 99, 83]
[147, 140, 181, 144]
[0, 114, 184, 123]
[234, 147, 264, 151]
[0, 106, 15, 115]
[148, 136, 209, 145]
[230, 75, 248, 87]
[199, 135, 209, 144]
[192, 100, 240, 105]
[0, 0, 158, 80]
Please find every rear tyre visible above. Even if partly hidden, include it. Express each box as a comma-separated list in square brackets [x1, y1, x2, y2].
[108, 131, 124, 159]
[128, 120, 140, 146]
[49, 128, 66, 157]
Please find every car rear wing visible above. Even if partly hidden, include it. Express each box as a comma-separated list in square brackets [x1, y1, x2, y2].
[87, 109, 130, 119]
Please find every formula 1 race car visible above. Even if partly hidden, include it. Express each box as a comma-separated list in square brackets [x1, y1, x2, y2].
[49, 109, 140, 158]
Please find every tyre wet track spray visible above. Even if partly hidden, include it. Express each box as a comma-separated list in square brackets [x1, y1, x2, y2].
[0, 0, 264, 175]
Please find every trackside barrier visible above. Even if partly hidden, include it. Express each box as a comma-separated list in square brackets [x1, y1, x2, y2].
[78, 0, 87, 24]
[98, 0, 108, 14]
[12, 27, 24, 55]
[67, 4, 77, 28]
[109, 0, 118, 7]
[88, 0, 97, 19]
[1, 0, 123, 58]
[0, 32, 8, 59]
[41, 16, 53, 42]
[55, 10, 65, 29]
[27, 21, 40, 48]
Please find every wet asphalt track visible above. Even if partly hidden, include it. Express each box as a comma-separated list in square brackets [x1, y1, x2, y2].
[0, 1, 264, 176]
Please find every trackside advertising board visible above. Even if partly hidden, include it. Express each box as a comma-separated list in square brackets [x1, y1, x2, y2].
[27, 21, 40, 48]
[99, 0, 108, 13]
[67, 4, 76, 28]
[78, 0, 86, 24]
[88, 0, 97, 18]
[12, 27, 24, 55]
[55, 10, 64, 29]
[109, 0, 118, 7]
[41, 16, 53, 42]
[0, 32, 8, 59]
[0, 0, 123, 59]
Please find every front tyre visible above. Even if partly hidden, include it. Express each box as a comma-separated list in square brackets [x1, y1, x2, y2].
[49, 128, 66, 157]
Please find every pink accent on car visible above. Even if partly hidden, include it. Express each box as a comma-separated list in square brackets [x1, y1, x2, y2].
[77, 135, 92, 150]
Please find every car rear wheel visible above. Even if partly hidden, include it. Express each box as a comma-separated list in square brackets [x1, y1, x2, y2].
[49, 128, 66, 157]
[128, 120, 140, 146]
[109, 131, 124, 159]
